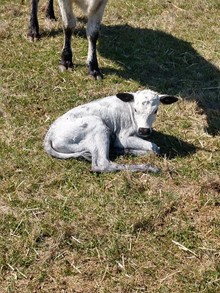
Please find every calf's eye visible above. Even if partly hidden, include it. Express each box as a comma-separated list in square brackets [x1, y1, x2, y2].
[154, 109, 158, 114]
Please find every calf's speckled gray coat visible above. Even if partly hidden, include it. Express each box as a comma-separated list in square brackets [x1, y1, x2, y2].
[44, 89, 178, 172]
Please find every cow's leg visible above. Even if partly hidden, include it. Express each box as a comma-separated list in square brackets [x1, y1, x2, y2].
[86, 22, 101, 79]
[86, 1, 108, 79]
[28, 0, 40, 41]
[46, 0, 56, 20]
[58, 0, 76, 70]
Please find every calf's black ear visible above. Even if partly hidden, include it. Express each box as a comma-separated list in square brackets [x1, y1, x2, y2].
[159, 95, 179, 104]
[116, 93, 134, 102]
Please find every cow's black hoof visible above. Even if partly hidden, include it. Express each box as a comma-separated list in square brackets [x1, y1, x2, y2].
[88, 68, 103, 80]
[59, 60, 74, 72]
[27, 31, 40, 42]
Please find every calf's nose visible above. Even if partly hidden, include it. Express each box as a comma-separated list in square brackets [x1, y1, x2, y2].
[138, 128, 152, 136]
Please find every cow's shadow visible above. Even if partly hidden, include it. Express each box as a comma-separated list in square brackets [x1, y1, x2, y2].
[98, 25, 220, 136]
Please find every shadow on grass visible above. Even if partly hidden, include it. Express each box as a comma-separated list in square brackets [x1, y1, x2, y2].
[39, 17, 87, 39]
[98, 25, 220, 136]
[40, 28, 63, 38]
[39, 23, 220, 135]
[109, 131, 197, 161]
[151, 131, 197, 159]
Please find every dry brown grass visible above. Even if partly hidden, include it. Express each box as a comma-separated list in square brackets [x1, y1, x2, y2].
[0, 0, 220, 292]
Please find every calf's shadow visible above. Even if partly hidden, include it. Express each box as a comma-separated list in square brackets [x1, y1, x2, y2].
[151, 131, 197, 159]
[110, 131, 197, 161]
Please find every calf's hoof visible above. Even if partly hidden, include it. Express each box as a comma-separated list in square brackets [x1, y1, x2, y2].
[151, 144, 160, 155]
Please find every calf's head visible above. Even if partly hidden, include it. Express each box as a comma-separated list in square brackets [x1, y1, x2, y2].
[116, 89, 179, 137]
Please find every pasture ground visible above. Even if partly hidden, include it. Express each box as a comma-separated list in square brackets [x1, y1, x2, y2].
[0, 0, 220, 292]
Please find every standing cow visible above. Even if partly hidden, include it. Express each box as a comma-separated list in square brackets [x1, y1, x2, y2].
[28, 0, 108, 79]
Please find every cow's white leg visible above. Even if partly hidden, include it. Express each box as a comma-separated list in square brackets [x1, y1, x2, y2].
[86, 1, 108, 79]
[58, 0, 76, 70]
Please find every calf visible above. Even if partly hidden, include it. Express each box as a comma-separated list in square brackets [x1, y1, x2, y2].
[28, 0, 108, 79]
[44, 89, 178, 172]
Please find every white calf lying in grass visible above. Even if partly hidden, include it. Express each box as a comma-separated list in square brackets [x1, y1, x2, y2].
[44, 89, 178, 172]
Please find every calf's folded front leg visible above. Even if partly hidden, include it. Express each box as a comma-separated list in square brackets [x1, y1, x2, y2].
[91, 136, 159, 173]
[115, 136, 160, 155]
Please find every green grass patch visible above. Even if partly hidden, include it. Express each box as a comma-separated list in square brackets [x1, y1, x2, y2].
[0, 0, 220, 292]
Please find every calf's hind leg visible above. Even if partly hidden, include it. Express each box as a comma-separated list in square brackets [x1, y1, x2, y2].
[89, 127, 113, 172]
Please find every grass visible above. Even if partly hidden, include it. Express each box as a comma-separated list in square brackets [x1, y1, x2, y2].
[0, 0, 220, 292]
